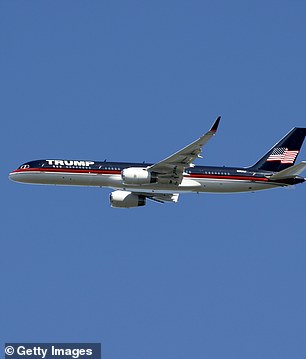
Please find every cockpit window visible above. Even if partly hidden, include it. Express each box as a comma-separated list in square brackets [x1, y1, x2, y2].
[19, 164, 30, 169]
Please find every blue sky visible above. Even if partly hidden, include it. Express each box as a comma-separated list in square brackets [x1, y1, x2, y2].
[1, 1, 306, 358]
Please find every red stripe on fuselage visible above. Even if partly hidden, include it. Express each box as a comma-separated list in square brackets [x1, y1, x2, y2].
[12, 167, 121, 175]
[12, 167, 269, 182]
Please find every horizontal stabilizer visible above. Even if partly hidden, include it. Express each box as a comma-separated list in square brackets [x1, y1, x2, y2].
[269, 161, 306, 180]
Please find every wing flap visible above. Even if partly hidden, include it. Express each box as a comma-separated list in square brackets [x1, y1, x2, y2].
[148, 193, 180, 203]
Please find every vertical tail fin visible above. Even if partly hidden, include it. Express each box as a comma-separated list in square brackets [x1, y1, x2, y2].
[248, 127, 306, 172]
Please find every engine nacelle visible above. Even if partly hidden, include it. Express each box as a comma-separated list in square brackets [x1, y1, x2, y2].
[121, 167, 157, 185]
[110, 190, 146, 208]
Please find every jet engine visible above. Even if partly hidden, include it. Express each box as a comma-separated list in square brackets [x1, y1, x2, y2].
[110, 190, 146, 208]
[121, 167, 157, 185]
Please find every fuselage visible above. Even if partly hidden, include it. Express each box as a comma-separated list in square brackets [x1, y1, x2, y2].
[9, 159, 304, 194]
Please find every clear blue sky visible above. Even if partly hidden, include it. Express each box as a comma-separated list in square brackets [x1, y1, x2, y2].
[1, 1, 306, 358]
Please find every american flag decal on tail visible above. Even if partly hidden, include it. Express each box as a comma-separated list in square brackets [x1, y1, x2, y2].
[267, 147, 299, 164]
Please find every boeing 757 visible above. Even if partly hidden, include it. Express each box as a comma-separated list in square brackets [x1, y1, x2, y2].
[9, 117, 306, 208]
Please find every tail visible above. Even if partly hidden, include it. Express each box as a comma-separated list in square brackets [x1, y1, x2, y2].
[248, 127, 306, 172]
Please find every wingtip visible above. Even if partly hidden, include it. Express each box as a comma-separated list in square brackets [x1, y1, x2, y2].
[210, 116, 221, 133]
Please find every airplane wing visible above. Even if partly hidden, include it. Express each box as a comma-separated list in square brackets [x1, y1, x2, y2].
[147, 116, 221, 184]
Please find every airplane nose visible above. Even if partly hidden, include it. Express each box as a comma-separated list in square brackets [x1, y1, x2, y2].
[9, 171, 19, 182]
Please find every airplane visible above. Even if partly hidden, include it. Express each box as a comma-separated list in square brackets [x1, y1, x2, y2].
[9, 117, 306, 208]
